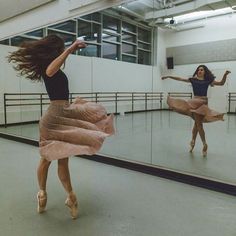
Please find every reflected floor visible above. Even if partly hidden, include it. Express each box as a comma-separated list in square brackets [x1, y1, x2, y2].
[0, 111, 236, 183]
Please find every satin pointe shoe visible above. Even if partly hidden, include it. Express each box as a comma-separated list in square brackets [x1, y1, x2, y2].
[37, 190, 47, 213]
[189, 140, 195, 153]
[202, 143, 208, 157]
[65, 192, 78, 219]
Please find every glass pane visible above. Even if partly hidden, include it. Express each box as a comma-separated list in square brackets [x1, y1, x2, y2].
[103, 15, 120, 33]
[122, 21, 136, 33]
[50, 20, 76, 33]
[122, 55, 136, 63]
[11, 36, 38, 47]
[81, 12, 101, 22]
[138, 42, 150, 50]
[138, 50, 151, 65]
[47, 30, 76, 46]
[78, 44, 100, 57]
[0, 39, 10, 45]
[102, 32, 120, 42]
[78, 20, 101, 43]
[122, 43, 136, 55]
[25, 29, 44, 37]
[138, 28, 151, 42]
[122, 32, 136, 43]
[103, 43, 119, 60]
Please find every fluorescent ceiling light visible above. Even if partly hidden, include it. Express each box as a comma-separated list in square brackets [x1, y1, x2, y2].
[164, 7, 235, 24]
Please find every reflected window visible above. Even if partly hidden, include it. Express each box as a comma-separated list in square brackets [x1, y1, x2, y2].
[103, 43, 119, 60]
[11, 36, 38, 47]
[138, 50, 151, 65]
[50, 20, 76, 33]
[78, 20, 101, 43]
[78, 44, 100, 57]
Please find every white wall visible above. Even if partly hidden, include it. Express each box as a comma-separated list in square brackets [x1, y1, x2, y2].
[0, 45, 154, 124]
[156, 14, 236, 111]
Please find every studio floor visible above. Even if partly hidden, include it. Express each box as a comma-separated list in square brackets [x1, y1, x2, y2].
[1, 138, 236, 236]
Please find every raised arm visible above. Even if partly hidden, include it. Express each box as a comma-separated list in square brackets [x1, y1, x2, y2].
[46, 40, 87, 77]
[212, 70, 231, 86]
[161, 75, 190, 83]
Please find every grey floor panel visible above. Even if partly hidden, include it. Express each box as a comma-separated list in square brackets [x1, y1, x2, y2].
[0, 138, 236, 236]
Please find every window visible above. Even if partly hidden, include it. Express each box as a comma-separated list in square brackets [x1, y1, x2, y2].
[78, 20, 101, 43]
[78, 44, 100, 57]
[25, 29, 44, 37]
[4, 11, 152, 65]
[0, 39, 10, 45]
[11, 36, 38, 46]
[103, 42, 120, 60]
[47, 30, 76, 47]
[50, 20, 76, 33]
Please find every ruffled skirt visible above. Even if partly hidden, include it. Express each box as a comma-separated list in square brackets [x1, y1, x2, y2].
[167, 96, 224, 122]
[39, 97, 115, 161]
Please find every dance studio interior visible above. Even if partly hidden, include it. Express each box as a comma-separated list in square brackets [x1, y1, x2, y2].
[1, 0, 236, 235]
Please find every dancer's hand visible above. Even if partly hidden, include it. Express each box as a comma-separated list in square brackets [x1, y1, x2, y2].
[161, 76, 168, 80]
[224, 70, 231, 76]
[68, 40, 87, 53]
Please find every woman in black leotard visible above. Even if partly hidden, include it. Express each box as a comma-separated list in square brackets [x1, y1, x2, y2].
[8, 35, 114, 219]
[162, 65, 230, 156]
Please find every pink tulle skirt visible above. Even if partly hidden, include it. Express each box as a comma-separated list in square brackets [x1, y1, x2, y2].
[167, 96, 224, 123]
[39, 97, 115, 161]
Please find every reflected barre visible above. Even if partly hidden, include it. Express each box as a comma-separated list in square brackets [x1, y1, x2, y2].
[228, 93, 236, 114]
[3, 92, 164, 127]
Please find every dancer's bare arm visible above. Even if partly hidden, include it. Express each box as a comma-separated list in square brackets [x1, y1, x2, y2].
[212, 70, 231, 86]
[161, 76, 190, 83]
[46, 40, 87, 77]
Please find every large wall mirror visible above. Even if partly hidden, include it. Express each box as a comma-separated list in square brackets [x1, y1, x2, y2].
[1, 0, 236, 186]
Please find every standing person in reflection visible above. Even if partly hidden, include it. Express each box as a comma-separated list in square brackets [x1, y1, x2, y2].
[162, 65, 230, 157]
[8, 35, 115, 219]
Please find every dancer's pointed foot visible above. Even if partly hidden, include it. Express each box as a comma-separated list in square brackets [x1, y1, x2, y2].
[37, 190, 47, 213]
[189, 140, 195, 153]
[65, 192, 78, 220]
[202, 143, 208, 157]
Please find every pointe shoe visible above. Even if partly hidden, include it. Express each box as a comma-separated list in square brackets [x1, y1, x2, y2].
[37, 190, 47, 213]
[65, 192, 78, 219]
[189, 140, 195, 153]
[202, 143, 208, 157]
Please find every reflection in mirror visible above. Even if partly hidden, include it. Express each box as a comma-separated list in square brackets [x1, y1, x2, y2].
[1, 0, 236, 185]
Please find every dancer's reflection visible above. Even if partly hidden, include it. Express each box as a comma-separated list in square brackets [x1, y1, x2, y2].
[8, 35, 114, 219]
[162, 65, 230, 156]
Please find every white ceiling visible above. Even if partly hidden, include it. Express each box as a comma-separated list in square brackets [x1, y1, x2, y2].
[114, 0, 236, 27]
[0, 0, 56, 22]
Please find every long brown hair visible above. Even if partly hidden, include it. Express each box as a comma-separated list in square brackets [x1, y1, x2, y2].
[192, 64, 215, 82]
[8, 35, 65, 81]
